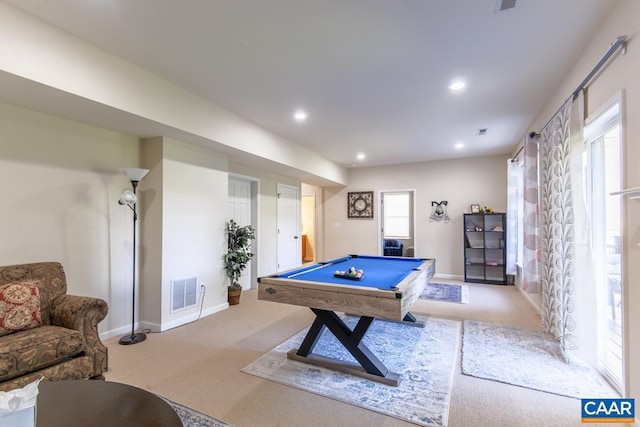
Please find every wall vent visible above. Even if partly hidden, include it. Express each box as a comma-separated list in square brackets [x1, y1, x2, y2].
[495, 0, 520, 14]
[171, 276, 197, 313]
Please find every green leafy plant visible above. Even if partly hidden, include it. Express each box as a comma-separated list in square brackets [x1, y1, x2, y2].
[223, 219, 256, 291]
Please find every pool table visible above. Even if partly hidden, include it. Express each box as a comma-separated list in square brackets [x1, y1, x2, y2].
[258, 254, 435, 386]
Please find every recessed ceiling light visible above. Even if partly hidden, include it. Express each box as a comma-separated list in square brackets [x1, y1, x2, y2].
[495, 0, 520, 14]
[293, 110, 308, 122]
[455, 143, 465, 150]
[448, 81, 466, 91]
[356, 153, 366, 161]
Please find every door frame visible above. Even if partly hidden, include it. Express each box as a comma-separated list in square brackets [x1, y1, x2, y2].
[377, 189, 417, 256]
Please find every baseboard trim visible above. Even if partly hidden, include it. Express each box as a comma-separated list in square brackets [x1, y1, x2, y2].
[517, 287, 542, 313]
[433, 273, 464, 281]
[99, 302, 229, 340]
[155, 302, 229, 332]
[100, 324, 143, 341]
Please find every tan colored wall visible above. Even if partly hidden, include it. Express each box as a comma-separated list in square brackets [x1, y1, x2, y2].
[0, 102, 139, 335]
[0, 103, 303, 337]
[323, 155, 509, 277]
[139, 137, 230, 332]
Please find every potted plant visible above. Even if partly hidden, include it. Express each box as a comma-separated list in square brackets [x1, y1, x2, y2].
[223, 219, 256, 305]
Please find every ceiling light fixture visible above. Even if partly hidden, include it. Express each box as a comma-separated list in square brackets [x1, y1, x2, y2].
[495, 0, 520, 14]
[455, 143, 465, 150]
[448, 80, 466, 91]
[293, 110, 308, 122]
[356, 153, 366, 161]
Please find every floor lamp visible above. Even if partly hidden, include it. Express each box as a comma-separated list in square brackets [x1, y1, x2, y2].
[118, 167, 149, 345]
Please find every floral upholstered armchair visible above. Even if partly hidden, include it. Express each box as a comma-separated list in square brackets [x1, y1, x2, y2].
[0, 262, 108, 391]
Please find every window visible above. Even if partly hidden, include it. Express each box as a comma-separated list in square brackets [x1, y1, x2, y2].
[383, 192, 411, 238]
[584, 96, 623, 392]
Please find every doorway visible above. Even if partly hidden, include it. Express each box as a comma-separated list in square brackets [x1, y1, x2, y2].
[301, 195, 315, 263]
[379, 190, 415, 257]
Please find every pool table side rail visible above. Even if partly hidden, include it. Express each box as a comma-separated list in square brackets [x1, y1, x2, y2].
[258, 259, 435, 322]
[397, 259, 435, 315]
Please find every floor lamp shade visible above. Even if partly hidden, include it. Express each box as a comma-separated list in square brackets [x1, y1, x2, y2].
[118, 167, 149, 345]
[120, 167, 149, 183]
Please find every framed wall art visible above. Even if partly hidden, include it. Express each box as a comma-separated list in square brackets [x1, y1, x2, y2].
[348, 191, 373, 218]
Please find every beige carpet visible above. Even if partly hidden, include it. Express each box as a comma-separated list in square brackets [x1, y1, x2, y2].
[104, 281, 605, 427]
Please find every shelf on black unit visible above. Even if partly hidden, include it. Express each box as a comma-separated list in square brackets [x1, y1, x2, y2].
[463, 212, 507, 285]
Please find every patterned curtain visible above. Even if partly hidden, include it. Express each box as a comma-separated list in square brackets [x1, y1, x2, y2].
[538, 92, 584, 358]
[522, 134, 541, 294]
[566, 91, 595, 361]
[506, 159, 518, 275]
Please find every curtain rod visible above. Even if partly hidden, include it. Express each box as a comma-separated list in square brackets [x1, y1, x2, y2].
[570, 35, 627, 101]
[531, 35, 627, 136]
[510, 144, 524, 162]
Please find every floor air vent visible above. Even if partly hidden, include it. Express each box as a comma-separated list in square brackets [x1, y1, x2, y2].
[171, 276, 197, 313]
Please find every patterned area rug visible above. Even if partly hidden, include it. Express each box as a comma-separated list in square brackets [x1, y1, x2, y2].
[461, 320, 617, 399]
[419, 282, 469, 304]
[242, 316, 461, 427]
[160, 396, 233, 427]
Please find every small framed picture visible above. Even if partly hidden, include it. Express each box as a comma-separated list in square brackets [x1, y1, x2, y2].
[471, 204, 480, 214]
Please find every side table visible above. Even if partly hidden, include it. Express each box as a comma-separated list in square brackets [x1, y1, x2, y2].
[37, 380, 183, 427]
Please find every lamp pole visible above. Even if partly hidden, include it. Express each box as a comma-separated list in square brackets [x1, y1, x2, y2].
[120, 180, 145, 344]
[118, 168, 149, 345]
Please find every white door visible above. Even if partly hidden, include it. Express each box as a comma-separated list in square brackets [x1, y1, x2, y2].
[228, 178, 252, 291]
[277, 184, 300, 272]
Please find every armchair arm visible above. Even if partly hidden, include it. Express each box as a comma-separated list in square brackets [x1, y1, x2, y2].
[50, 294, 109, 376]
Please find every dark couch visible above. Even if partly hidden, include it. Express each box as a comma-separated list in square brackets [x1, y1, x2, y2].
[383, 239, 404, 256]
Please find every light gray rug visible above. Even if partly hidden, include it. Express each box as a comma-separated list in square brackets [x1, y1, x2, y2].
[461, 320, 617, 399]
[420, 283, 469, 304]
[160, 396, 233, 427]
[242, 315, 461, 427]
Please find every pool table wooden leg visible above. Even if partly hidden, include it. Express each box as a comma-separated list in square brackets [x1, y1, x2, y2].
[289, 308, 401, 386]
[402, 312, 425, 327]
[296, 315, 326, 355]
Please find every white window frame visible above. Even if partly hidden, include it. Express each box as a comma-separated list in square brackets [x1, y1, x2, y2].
[382, 191, 412, 239]
[583, 91, 625, 393]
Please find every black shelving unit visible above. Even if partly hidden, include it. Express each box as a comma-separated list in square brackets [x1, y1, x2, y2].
[463, 213, 507, 285]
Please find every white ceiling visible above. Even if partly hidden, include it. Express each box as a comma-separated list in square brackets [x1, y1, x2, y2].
[3, 0, 617, 168]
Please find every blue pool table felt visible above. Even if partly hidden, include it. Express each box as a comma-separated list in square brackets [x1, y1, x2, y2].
[277, 255, 424, 290]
